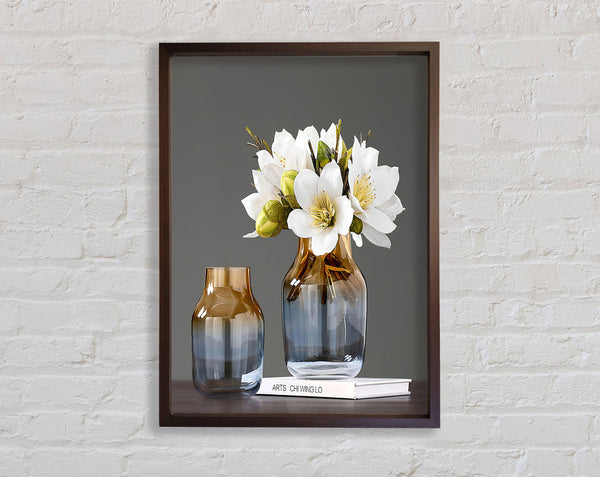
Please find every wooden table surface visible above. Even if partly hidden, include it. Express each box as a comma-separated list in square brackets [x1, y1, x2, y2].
[167, 379, 430, 427]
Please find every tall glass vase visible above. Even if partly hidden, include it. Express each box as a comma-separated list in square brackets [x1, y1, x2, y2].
[192, 267, 264, 397]
[282, 234, 367, 379]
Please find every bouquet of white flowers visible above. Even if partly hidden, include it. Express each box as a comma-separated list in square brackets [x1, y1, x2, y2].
[242, 121, 404, 256]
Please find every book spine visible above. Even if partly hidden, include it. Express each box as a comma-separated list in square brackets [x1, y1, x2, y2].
[258, 380, 353, 398]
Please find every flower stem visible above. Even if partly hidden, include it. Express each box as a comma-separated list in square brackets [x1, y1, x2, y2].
[286, 250, 356, 305]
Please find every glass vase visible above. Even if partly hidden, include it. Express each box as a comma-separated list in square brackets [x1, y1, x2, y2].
[282, 234, 367, 379]
[192, 267, 264, 397]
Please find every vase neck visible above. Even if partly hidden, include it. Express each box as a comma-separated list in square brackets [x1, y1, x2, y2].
[204, 267, 251, 293]
[297, 234, 353, 259]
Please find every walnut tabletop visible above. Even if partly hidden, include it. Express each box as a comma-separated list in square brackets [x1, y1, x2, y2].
[167, 379, 430, 428]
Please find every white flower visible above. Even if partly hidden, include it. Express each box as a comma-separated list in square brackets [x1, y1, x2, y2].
[348, 137, 404, 248]
[287, 162, 353, 256]
[241, 169, 280, 238]
[319, 123, 344, 158]
[296, 125, 320, 159]
[256, 128, 316, 188]
[354, 194, 405, 248]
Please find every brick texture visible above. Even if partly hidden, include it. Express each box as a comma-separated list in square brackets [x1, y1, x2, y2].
[1, 1, 599, 476]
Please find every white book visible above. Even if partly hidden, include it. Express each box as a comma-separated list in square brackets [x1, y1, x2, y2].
[257, 377, 412, 400]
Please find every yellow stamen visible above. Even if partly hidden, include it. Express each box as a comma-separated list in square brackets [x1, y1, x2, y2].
[309, 192, 336, 229]
[274, 152, 286, 166]
[353, 174, 376, 209]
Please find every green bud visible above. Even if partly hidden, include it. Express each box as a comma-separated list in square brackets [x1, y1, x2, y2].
[280, 170, 298, 198]
[284, 195, 299, 209]
[256, 200, 285, 238]
[256, 211, 280, 238]
[263, 199, 285, 222]
[317, 140, 332, 170]
[338, 140, 349, 170]
[350, 216, 363, 234]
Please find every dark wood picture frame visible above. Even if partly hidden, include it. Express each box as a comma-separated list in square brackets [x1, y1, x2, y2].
[159, 42, 439, 428]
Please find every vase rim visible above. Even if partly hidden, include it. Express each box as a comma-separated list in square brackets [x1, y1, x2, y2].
[205, 266, 250, 271]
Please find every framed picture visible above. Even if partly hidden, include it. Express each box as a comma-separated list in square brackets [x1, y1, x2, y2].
[159, 42, 439, 427]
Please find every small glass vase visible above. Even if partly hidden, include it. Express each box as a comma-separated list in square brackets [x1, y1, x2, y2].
[192, 267, 264, 397]
[282, 234, 367, 379]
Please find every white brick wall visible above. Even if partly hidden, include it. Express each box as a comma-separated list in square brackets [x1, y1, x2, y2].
[1, 0, 598, 475]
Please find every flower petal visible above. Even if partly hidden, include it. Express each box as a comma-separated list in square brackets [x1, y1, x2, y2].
[251, 169, 266, 192]
[285, 147, 305, 171]
[294, 169, 319, 211]
[352, 136, 364, 150]
[296, 126, 319, 168]
[361, 147, 379, 171]
[317, 161, 343, 199]
[333, 196, 353, 235]
[273, 129, 307, 170]
[347, 162, 360, 195]
[272, 129, 296, 158]
[287, 209, 314, 238]
[311, 227, 338, 256]
[351, 138, 379, 170]
[371, 165, 399, 207]
[351, 232, 363, 247]
[252, 169, 279, 201]
[378, 194, 405, 219]
[243, 230, 259, 238]
[241, 192, 263, 220]
[362, 206, 397, 234]
[362, 223, 391, 248]
[259, 164, 284, 190]
[320, 123, 337, 148]
[257, 149, 277, 170]
[348, 193, 364, 214]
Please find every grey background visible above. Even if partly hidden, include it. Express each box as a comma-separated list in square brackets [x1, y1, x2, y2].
[171, 56, 427, 381]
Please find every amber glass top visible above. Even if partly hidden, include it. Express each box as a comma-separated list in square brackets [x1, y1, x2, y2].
[195, 266, 262, 320]
[204, 267, 251, 293]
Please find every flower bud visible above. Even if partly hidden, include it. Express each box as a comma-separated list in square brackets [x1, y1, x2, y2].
[338, 140, 348, 171]
[280, 170, 298, 198]
[317, 140, 332, 170]
[263, 199, 285, 222]
[350, 216, 363, 234]
[256, 200, 285, 238]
